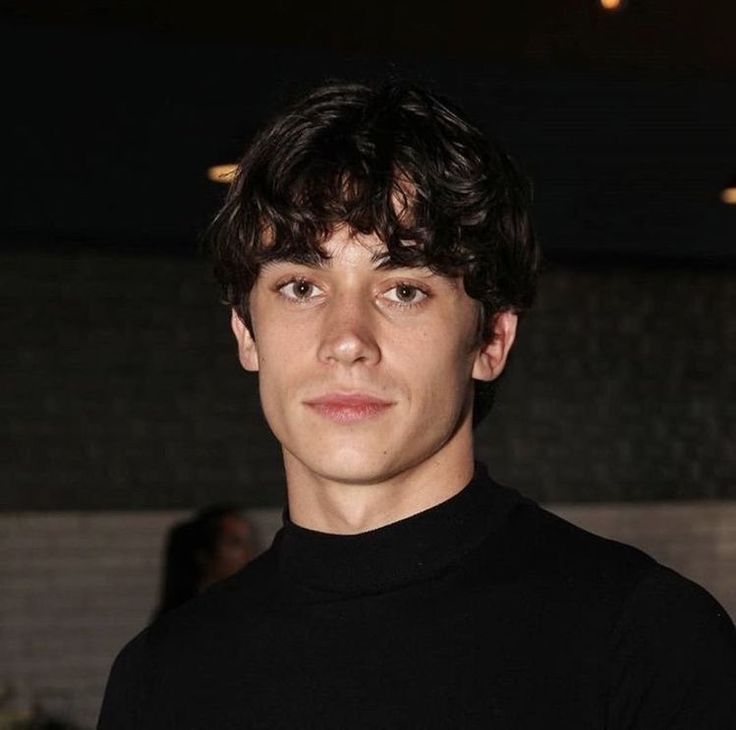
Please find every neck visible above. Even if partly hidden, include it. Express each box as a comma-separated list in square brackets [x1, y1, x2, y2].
[283, 423, 476, 535]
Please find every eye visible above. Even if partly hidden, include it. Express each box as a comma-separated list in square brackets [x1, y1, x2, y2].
[278, 278, 323, 302]
[383, 283, 429, 306]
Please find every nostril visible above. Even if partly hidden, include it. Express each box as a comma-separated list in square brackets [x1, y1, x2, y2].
[317, 327, 381, 366]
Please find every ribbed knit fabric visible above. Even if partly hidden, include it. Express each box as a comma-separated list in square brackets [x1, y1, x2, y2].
[275, 463, 519, 598]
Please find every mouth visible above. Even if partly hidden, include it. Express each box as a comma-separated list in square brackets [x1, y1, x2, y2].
[303, 393, 395, 424]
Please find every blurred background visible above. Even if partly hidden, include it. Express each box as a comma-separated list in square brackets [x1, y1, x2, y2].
[1, 0, 735, 726]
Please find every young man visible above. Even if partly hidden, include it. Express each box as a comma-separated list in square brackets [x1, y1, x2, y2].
[99, 82, 736, 728]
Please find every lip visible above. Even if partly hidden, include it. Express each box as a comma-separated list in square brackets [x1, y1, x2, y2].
[304, 392, 395, 424]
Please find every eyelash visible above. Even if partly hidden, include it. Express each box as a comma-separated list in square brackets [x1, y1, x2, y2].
[276, 278, 319, 303]
[275, 277, 431, 309]
[384, 281, 431, 309]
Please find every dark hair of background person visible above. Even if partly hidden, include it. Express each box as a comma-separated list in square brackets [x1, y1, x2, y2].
[209, 80, 541, 424]
[154, 506, 254, 619]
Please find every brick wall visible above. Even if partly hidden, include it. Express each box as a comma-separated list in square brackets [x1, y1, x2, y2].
[3, 249, 735, 508]
[1, 505, 734, 728]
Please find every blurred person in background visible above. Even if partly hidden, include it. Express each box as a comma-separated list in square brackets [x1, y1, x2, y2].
[99, 80, 736, 729]
[154, 506, 255, 619]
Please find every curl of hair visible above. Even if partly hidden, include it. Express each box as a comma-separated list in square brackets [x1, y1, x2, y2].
[210, 81, 540, 424]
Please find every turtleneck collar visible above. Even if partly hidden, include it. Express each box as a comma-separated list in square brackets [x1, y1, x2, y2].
[274, 463, 523, 598]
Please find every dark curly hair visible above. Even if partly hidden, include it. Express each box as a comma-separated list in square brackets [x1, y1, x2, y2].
[210, 80, 540, 424]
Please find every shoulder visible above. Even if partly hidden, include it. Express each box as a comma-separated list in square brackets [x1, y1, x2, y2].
[499, 496, 661, 599]
[98, 625, 152, 728]
[605, 562, 736, 727]
[489, 491, 734, 640]
[613, 559, 734, 634]
[610, 561, 736, 669]
[515, 499, 733, 624]
[140, 540, 279, 649]
[97, 544, 280, 728]
[499, 496, 736, 726]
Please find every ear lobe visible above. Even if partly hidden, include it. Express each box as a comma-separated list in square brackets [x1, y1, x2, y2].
[471, 310, 518, 382]
[230, 309, 260, 372]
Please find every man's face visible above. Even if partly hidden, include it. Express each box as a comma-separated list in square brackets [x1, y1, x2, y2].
[232, 228, 506, 488]
[199, 515, 253, 590]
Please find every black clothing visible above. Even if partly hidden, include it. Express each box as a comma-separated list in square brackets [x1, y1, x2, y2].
[99, 466, 736, 729]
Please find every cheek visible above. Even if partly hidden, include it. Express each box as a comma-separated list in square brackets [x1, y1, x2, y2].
[399, 335, 475, 417]
[257, 362, 289, 423]
[255, 333, 307, 430]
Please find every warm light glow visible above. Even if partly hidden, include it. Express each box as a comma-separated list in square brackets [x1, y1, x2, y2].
[207, 163, 238, 184]
[721, 187, 736, 205]
[600, 0, 624, 9]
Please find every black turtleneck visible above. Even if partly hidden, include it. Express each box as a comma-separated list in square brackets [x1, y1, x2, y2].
[99, 466, 736, 729]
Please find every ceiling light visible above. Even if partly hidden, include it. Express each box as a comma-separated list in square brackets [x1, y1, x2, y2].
[721, 187, 736, 205]
[207, 164, 238, 184]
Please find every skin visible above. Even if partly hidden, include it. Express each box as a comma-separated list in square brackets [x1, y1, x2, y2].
[231, 227, 517, 534]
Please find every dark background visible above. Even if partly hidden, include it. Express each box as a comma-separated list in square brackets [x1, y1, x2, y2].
[2, 0, 735, 509]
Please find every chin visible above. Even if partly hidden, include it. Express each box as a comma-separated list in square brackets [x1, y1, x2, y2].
[325, 455, 395, 485]
[298, 443, 402, 486]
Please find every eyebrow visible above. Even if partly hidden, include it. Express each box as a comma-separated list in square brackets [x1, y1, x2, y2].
[264, 251, 326, 267]
[263, 251, 424, 271]
[262, 254, 460, 291]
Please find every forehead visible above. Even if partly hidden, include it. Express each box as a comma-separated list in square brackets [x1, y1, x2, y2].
[316, 230, 391, 268]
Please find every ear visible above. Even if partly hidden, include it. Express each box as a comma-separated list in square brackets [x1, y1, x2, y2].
[230, 309, 260, 372]
[471, 310, 518, 382]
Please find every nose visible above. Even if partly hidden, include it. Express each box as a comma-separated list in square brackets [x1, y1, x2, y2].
[316, 295, 381, 367]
